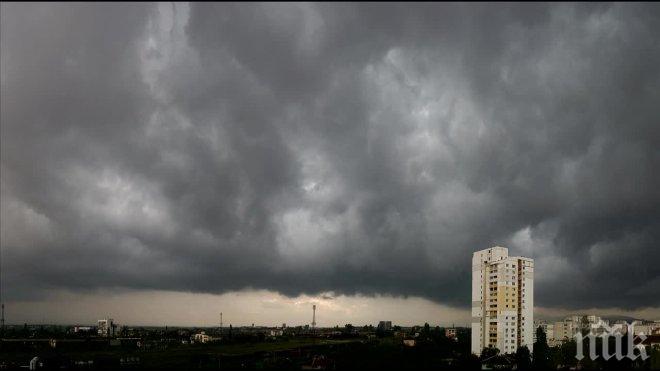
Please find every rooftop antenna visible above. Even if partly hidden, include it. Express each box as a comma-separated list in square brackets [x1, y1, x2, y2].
[220, 312, 223, 333]
[312, 305, 317, 330]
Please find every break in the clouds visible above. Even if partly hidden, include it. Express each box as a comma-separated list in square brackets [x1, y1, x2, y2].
[1, 3, 659, 311]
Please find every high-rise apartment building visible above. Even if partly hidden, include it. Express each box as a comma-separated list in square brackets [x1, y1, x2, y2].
[471, 246, 533, 355]
[97, 318, 115, 337]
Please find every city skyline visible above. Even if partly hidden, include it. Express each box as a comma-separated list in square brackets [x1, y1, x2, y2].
[2, 3, 660, 327]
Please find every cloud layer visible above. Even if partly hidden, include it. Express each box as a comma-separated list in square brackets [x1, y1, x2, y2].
[2, 3, 659, 310]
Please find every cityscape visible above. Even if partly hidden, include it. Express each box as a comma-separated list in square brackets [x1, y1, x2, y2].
[2, 2, 660, 370]
[1, 246, 659, 369]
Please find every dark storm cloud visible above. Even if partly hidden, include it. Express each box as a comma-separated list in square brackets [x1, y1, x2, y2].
[1, 3, 659, 309]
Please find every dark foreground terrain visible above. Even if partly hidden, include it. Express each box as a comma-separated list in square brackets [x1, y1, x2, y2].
[2, 326, 659, 370]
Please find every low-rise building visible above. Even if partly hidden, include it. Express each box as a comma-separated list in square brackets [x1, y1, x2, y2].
[72, 326, 93, 334]
[192, 331, 210, 344]
[377, 321, 392, 331]
[269, 329, 284, 337]
[552, 315, 605, 343]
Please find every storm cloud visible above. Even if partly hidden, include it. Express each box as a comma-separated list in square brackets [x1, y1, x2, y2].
[1, 3, 659, 311]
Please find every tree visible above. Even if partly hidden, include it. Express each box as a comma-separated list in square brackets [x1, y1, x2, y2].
[533, 326, 552, 370]
[480, 346, 500, 361]
[344, 324, 354, 334]
[422, 322, 430, 339]
[553, 339, 577, 369]
[515, 346, 532, 370]
[648, 345, 660, 370]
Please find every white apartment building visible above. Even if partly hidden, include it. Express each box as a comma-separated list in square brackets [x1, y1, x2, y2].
[471, 246, 534, 355]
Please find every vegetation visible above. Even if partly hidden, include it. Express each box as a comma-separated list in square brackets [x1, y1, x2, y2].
[2, 325, 658, 370]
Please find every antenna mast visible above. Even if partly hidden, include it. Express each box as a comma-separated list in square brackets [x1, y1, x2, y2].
[312, 305, 316, 330]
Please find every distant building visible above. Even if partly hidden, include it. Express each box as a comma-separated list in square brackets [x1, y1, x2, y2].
[551, 315, 608, 343]
[73, 326, 93, 333]
[97, 318, 115, 337]
[445, 327, 457, 340]
[192, 331, 210, 343]
[534, 320, 557, 346]
[634, 324, 651, 336]
[269, 329, 284, 337]
[585, 315, 600, 324]
[611, 319, 630, 334]
[545, 324, 555, 345]
[653, 322, 660, 335]
[403, 339, 416, 347]
[553, 319, 573, 341]
[377, 321, 392, 331]
[471, 246, 534, 355]
[632, 321, 660, 336]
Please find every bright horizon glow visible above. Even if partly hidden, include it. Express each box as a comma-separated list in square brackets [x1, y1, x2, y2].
[6, 289, 659, 327]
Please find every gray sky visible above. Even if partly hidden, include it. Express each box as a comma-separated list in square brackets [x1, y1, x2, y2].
[1, 3, 659, 326]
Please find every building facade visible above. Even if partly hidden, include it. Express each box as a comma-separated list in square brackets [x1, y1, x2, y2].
[553, 315, 605, 342]
[97, 318, 115, 337]
[377, 321, 392, 331]
[471, 246, 534, 355]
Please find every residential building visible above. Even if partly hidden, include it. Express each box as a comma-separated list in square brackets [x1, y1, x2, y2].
[533, 320, 554, 341]
[192, 331, 210, 343]
[552, 315, 606, 342]
[471, 246, 534, 355]
[377, 321, 392, 331]
[553, 319, 575, 341]
[534, 320, 559, 347]
[97, 318, 115, 337]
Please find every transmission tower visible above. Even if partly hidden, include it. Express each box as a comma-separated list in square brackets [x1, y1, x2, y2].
[312, 305, 316, 330]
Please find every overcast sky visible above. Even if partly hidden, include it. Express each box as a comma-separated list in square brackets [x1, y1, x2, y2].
[1, 3, 659, 326]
